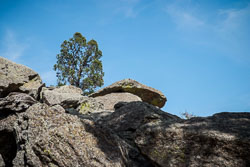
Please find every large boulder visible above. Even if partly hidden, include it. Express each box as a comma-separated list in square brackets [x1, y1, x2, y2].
[40, 85, 104, 115]
[94, 92, 142, 110]
[135, 112, 250, 167]
[90, 79, 167, 108]
[100, 102, 250, 167]
[0, 103, 153, 167]
[40, 85, 84, 106]
[0, 57, 44, 99]
[99, 102, 181, 146]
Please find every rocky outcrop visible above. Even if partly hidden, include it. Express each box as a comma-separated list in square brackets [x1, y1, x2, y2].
[90, 79, 167, 108]
[99, 102, 182, 147]
[134, 112, 250, 167]
[0, 57, 44, 99]
[1, 103, 153, 167]
[1, 57, 250, 167]
[101, 102, 250, 167]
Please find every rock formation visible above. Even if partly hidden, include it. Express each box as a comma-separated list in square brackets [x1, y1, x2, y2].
[40, 85, 83, 106]
[90, 79, 167, 108]
[0, 57, 44, 100]
[0, 92, 37, 113]
[0, 56, 250, 167]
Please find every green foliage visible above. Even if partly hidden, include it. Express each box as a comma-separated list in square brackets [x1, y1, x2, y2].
[54, 32, 104, 95]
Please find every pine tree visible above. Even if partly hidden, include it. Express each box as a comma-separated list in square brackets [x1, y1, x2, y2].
[54, 32, 104, 95]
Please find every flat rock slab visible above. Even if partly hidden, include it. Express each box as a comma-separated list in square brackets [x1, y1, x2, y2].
[90, 79, 167, 108]
[0, 57, 43, 99]
[94, 92, 142, 110]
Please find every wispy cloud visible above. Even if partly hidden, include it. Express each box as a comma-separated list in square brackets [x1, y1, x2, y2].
[96, 0, 147, 19]
[165, 2, 250, 32]
[165, 3, 204, 29]
[217, 4, 250, 32]
[0, 29, 29, 61]
[214, 4, 250, 62]
[164, 2, 250, 63]
[115, 0, 141, 18]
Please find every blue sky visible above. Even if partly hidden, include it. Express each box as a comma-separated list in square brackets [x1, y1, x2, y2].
[0, 0, 250, 117]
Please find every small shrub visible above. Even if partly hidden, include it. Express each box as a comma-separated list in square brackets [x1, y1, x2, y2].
[181, 111, 196, 119]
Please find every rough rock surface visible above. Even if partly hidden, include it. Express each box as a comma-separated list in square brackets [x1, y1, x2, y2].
[62, 96, 104, 116]
[135, 112, 250, 167]
[94, 92, 142, 110]
[99, 102, 182, 147]
[1, 57, 250, 167]
[40, 85, 104, 115]
[3, 103, 153, 167]
[40, 85, 84, 106]
[90, 79, 167, 108]
[0, 57, 43, 99]
[0, 92, 37, 113]
[101, 102, 250, 167]
[75, 98, 104, 114]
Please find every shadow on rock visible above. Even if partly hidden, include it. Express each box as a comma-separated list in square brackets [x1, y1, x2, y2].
[0, 130, 17, 166]
[81, 101, 181, 167]
[180, 112, 250, 167]
[85, 101, 250, 167]
[80, 111, 157, 167]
